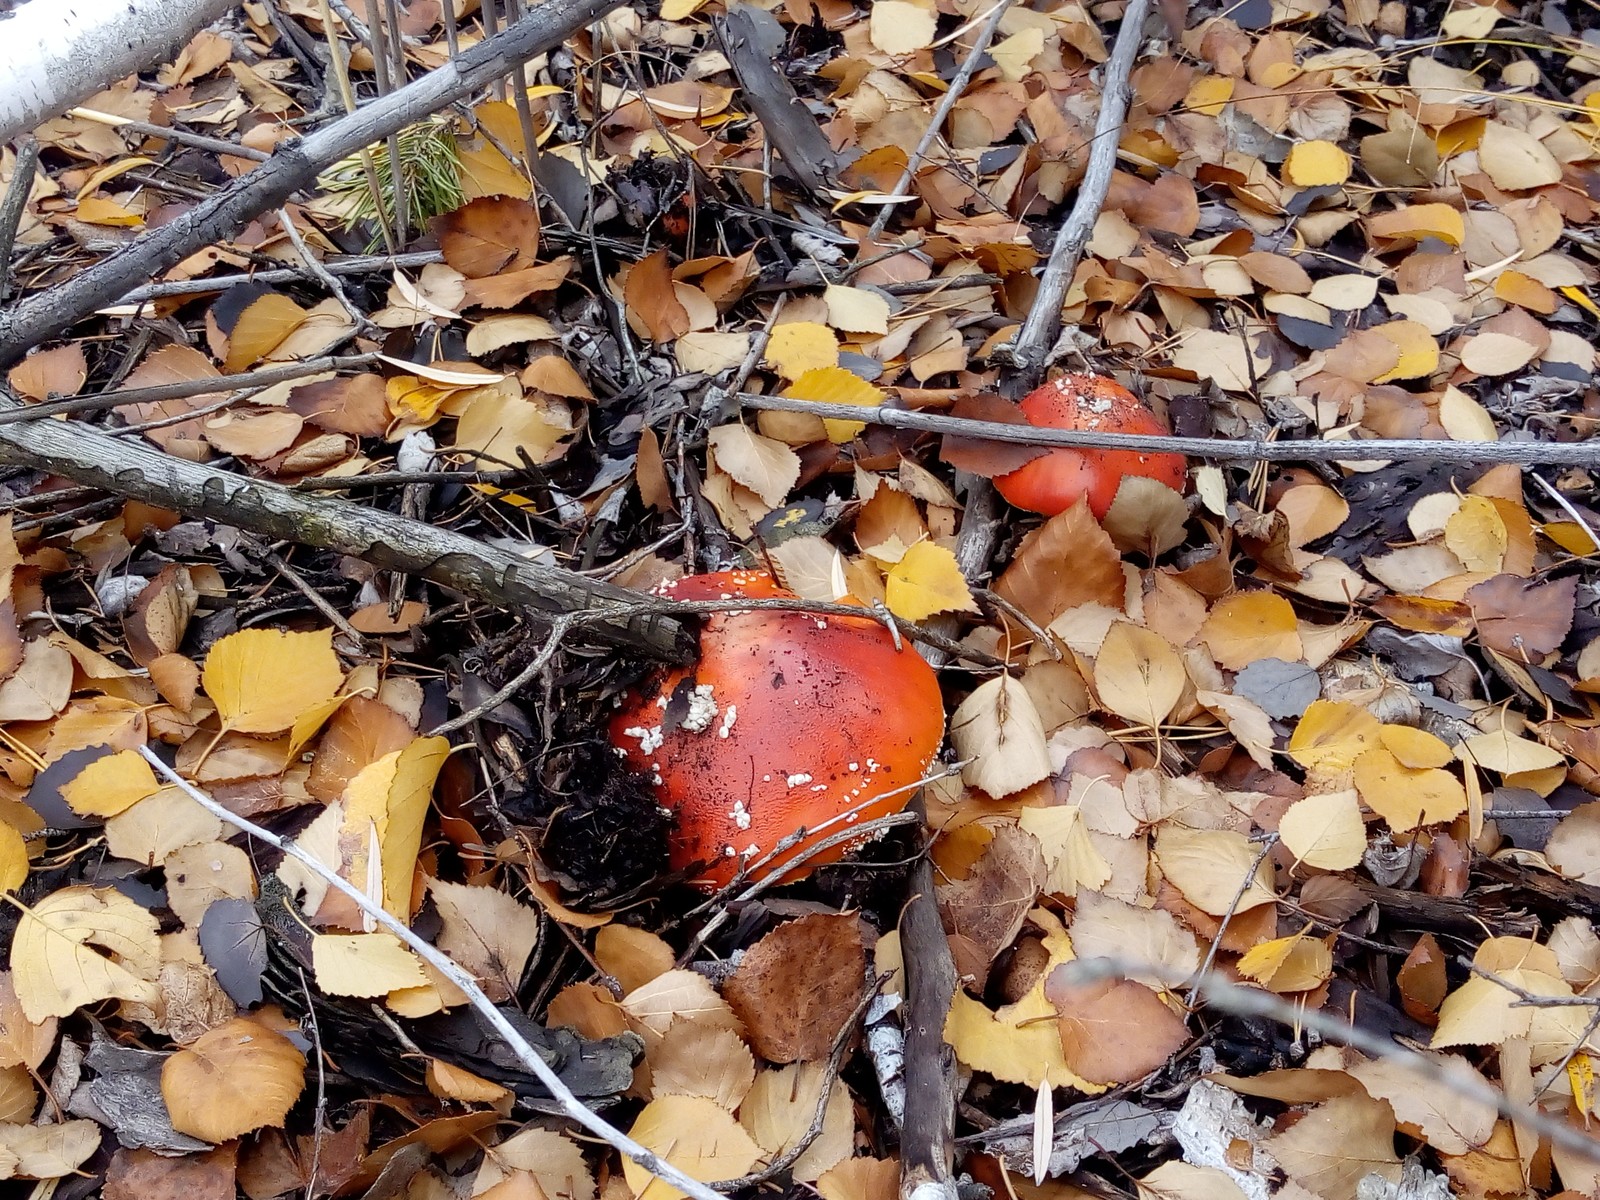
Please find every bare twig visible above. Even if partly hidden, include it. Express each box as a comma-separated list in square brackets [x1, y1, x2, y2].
[1062, 954, 1600, 1164]
[274, 208, 380, 337]
[866, 0, 1016, 242]
[737, 393, 1600, 467]
[997, 0, 1152, 383]
[1186, 832, 1278, 1006]
[0, 136, 40, 304]
[265, 549, 369, 646]
[68, 107, 272, 162]
[138, 749, 736, 1200]
[114, 251, 442, 303]
[428, 614, 576, 737]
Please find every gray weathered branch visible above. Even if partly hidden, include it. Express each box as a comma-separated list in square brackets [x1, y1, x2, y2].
[0, 0, 624, 364]
[0, 394, 692, 660]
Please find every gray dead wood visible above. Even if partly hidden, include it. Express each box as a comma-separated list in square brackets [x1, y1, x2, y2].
[715, 5, 845, 197]
[0, 0, 624, 366]
[740, 393, 1600, 468]
[997, 0, 1153, 389]
[0, 393, 692, 660]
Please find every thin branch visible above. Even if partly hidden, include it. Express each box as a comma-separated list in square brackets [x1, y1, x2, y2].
[1062, 954, 1600, 1165]
[866, 0, 1016, 242]
[67, 108, 272, 163]
[0, 136, 40, 304]
[0, 354, 380, 427]
[114, 251, 442, 303]
[737, 393, 1600, 467]
[273, 207, 381, 338]
[428, 614, 576, 737]
[997, 0, 1151, 382]
[138, 749, 735, 1200]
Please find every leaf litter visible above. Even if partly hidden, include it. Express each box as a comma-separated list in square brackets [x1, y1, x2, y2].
[4, 0, 1600, 1194]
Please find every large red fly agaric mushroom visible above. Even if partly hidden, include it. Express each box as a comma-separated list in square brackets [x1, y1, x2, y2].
[609, 570, 945, 889]
[993, 375, 1186, 519]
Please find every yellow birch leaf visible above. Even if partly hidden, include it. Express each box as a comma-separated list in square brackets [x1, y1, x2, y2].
[0, 822, 25, 893]
[1444, 495, 1507, 574]
[1287, 699, 1382, 773]
[1353, 747, 1467, 832]
[59, 749, 159, 817]
[1184, 76, 1234, 116]
[161, 1017, 306, 1142]
[1277, 789, 1366, 870]
[764, 322, 838, 380]
[1237, 927, 1333, 993]
[823, 285, 890, 335]
[944, 929, 1097, 1091]
[1379, 724, 1453, 769]
[10, 887, 161, 1022]
[1094, 622, 1185, 728]
[780, 367, 886, 443]
[203, 627, 344, 734]
[1154, 826, 1276, 916]
[1372, 320, 1439, 382]
[624, 1094, 763, 1200]
[884, 541, 978, 621]
[708, 424, 801, 508]
[380, 737, 449, 919]
[1018, 805, 1112, 894]
[1283, 140, 1351, 187]
[1198, 591, 1302, 671]
[312, 932, 428, 997]
[224, 293, 309, 373]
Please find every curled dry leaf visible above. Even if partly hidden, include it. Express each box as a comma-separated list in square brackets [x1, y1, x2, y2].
[161, 1017, 306, 1143]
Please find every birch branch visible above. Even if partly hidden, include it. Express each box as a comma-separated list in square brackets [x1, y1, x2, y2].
[0, 0, 625, 364]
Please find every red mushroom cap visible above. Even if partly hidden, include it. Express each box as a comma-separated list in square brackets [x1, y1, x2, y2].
[993, 375, 1187, 519]
[610, 570, 945, 888]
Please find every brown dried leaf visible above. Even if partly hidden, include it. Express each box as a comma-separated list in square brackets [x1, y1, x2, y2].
[1044, 969, 1189, 1086]
[939, 823, 1044, 985]
[994, 497, 1124, 628]
[434, 196, 541, 278]
[722, 914, 866, 1063]
[1465, 573, 1575, 660]
[626, 249, 691, 342]
[938, 394, 1050, 477]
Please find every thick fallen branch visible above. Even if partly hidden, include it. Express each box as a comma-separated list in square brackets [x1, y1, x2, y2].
[997, 0, 1152, 384]
[740, 393, 1600, 467]
[0, 0, 238, 142]
[0, 0, 624, 364]
[0, 393, 692, 660]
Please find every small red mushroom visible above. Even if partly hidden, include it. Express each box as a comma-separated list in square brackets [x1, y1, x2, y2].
[993, 374, 1186, 519]
[609, 570, 945, 889]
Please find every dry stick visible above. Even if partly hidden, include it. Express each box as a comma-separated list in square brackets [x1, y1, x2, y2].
[0, 396, 692, 659]
[0, 0, 625, 365]
[894, 481, 1000, 1200]
[116, 251, 442, 303]
[865, 0, 1016, 243]
[0, 353, 380, 428]
[264, 548, 369, 645]
[0, 136, 40, 304]
[1061, 954, 1600, 1165]
[136, 749, 733, 1200]
[275, 208, 381, 338]
[67, 107, 273, 163]
[738, 394, 1600, 467]
[998, 0, 1152, 383]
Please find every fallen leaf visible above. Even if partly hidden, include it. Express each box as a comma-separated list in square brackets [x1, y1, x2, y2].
[203, 627, 343, 734]
[1044, 969, 1189, 1085]
[951, 675, 1051, 798]
[10, 886, 161, 1022]
[885, 541, 978, 622]
[162, 1017, 306, 1142]
[624, 1095, 762, 1200]
[722, 913, 866, 1063]
[1094, 622, 1185, 728]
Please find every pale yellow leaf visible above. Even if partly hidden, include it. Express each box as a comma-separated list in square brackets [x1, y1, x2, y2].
[708, 424, 801, 508]
[950, 675, 1051, 798]
[10, 886, 161, 1022]
[203, 627, 344, 733]
[312, 932, 428, 997]
[1094, 622, 1185, 728]
[624, 1094, 762, 1200]
[1277, 790, 1366, 870]
[1153, 826, 1276, 916]
[885, 541, 977, 622]
[823, 284, 890, 335]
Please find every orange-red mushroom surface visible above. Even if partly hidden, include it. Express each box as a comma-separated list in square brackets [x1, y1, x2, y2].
[993, 374, 1186, 519]
[609, 570, 945, 888]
